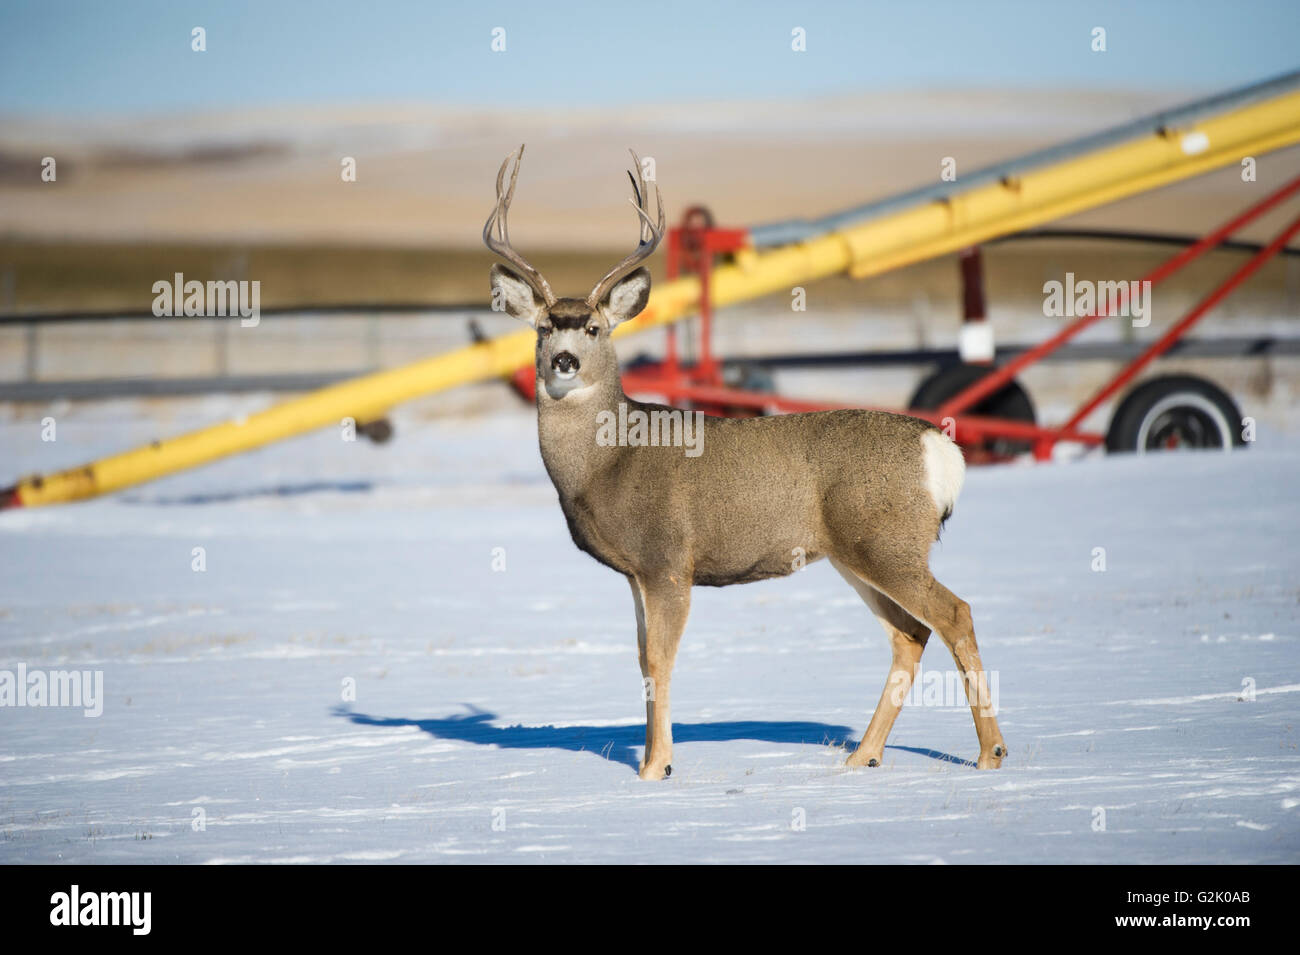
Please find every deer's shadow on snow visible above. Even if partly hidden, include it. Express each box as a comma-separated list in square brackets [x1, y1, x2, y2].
[334, 705, 971, 771]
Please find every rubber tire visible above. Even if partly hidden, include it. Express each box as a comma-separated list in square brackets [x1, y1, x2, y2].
[717, 361, 776, 418]
[1105, 375, 1245, 454]
[908, 363, 1036, 456]
[357, 418, 394, 444]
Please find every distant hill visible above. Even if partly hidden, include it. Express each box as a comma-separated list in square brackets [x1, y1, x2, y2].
[4, 88, 1297, 250]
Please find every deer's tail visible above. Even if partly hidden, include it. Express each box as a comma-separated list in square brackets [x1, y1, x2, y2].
[921, 428, 966, 530]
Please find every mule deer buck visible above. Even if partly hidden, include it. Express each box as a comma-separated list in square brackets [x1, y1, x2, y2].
[485, 145, 1006, 780]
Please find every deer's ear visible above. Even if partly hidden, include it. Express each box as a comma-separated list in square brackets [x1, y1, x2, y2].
[490, 264, 546, 326]
[599, 268, 651, 328]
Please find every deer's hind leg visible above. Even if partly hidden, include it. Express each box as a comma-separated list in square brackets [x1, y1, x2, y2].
[851, 555, 1007, 770]
[830, 558, 930, 768]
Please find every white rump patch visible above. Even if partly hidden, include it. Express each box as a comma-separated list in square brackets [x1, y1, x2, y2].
[921, 429, 965, 520]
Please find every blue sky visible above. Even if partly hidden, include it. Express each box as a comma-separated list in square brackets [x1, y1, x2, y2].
[1, 0, 1297, 114]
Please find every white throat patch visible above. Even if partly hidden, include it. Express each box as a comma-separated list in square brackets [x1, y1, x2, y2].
[544, 376, 595, 400]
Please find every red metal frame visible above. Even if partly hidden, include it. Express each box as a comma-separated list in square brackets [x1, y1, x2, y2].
[503, 173, 1300, 461]
[937, 173, 1300, 457]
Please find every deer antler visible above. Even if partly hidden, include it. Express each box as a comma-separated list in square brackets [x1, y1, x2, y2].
[585, 149, 665, 309]
[483, 144, 557, 308]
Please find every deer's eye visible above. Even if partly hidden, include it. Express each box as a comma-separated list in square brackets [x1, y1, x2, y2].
[539, 325, 553, 337]
[586, 325, 599, 337]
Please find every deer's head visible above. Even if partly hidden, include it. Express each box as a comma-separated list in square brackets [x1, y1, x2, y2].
[484, 145, 664, 399]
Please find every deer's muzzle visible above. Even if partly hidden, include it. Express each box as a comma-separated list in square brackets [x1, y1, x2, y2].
[551, 351, 580, 378]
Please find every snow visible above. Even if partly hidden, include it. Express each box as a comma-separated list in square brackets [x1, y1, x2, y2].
[1, 401, 1298, 863]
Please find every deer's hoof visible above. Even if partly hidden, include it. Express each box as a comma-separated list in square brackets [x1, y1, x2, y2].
[638, 760, 672, 781]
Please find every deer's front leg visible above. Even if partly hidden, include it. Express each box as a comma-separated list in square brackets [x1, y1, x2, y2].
[627, 577, 654, 768]
[629, 574, 691, 780]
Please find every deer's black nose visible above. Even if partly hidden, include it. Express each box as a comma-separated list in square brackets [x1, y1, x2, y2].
[551, 351, 580, 374]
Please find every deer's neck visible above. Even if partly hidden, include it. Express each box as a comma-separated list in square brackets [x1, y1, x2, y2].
[536, 374, 628, 501]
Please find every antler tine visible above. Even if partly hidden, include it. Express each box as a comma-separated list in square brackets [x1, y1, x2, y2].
[486, 147, 515, 245]
[626, 171, 645, 240]
[585, 149, 665, 308]
[629, 149, 664, 245]
[482, 144, 557, 307]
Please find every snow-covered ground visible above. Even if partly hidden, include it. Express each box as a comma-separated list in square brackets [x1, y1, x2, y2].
[1, 400, 1297, 863]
